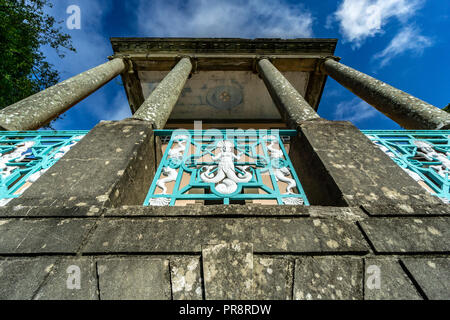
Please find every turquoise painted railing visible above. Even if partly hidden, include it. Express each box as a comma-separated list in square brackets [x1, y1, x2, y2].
[145, 129, 309, 206]
[1, 129, 448, 206]
[363, 130, 450, 203]
[0, 131, 88, 205]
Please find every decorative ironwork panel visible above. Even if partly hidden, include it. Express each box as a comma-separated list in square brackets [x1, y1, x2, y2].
[364, 130, 450, 203]
[0, 131, 88, 206]
[145, 130, 309, 206]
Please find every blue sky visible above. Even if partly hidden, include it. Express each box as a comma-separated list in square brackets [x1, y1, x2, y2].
[42, 0, 450, 131]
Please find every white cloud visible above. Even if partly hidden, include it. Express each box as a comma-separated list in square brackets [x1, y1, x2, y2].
[333, 98, 378, 123]
[331, 0, 423, 47]
[137, 0, 313, 38]
[373, 26, 432, 67]
[41, 0, 129, 129]
[42, 0, 112, 75]
[40, 0, 315, 130]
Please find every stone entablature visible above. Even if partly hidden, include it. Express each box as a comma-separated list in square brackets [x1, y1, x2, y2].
[110, 38, 338, 55]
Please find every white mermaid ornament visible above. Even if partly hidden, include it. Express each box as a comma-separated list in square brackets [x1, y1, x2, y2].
[200, 140, 252, 194]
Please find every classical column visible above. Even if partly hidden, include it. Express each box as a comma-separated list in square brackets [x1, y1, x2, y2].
[0, 58, 126, 131]
[133, 57, 192, 129]
[257, 59, 320, 126]
[323, 59, 450, 130]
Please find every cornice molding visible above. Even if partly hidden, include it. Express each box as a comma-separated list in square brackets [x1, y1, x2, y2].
[110, 38, 338, 56]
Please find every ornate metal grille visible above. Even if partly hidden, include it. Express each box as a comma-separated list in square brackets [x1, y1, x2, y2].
[145, 130, 309, 206]
[0, 131, 87, 205]
[364, 130, 450, 203]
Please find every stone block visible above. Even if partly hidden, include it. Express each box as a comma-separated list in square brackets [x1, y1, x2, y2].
[252, 218, 369, 253]
[202, 242, 253, 300]
[364, 258, 421, 300]
[253, 257, 293, 300]
[35, 257, 98, 300]
[170, 256, 203, 300]
[359, 217, 450, 253]
[0, 218, 95, 254]
[97, 258, 171, 300]
[293, 257, 363, 300]
[0, 205, 103, 218]
[10, 119, 156, 208]
[291, 119, 440, 207]
[104, 204, 311, 217]
[0, 258, 57, 300]
[401, 258, 450, 300]
[82, 218, 252, 254]
[361, 203, 450, 216]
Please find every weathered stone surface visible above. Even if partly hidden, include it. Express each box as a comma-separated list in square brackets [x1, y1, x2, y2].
[359, 217, 450, 253]
[253, 257, 293, 300]
[252, 218, 369, 253]
[293, 257, 363, 300]
[401, 258, 450, 300]
[97, 258, 171, 300]
[323, 59, 450, 130]
[82, 217, 368, 254]
[61, 119, 152, 161]
[1, 203, 365, 220]
[362, 203, 450, 216]
[133, 58, 192, 129]
[82, 218, 252, 253]
[364, 258, 421, 300]
[35, 258, 98, 300]
[11, 119, 156, 208]
[104, 204, 354, 217]
[0, 258, 57, 300]
[258, 59, 319, 127]
[0, 58, 125, 131]
[170, 256, 203, 300]
[12, 159, 131, 206]
[289, 132, 347, 206]
[112, 38, 337, 56]
[0, 218, 94, 254]
[292, 119, 441, 207]
[202, 242, 253, 300]
[0, 205, 104, 218]
[308, 206, 367, 222]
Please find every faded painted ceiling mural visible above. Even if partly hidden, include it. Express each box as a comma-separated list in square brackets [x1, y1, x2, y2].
[140, 71, 309, 120]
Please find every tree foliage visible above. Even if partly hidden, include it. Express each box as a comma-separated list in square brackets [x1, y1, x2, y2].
[0, 0, 75, 109]
[443, 103, 450, 113]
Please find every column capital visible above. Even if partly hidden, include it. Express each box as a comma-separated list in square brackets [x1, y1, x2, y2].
[257, 56, 274, 60]
[122, 58, 138, 74]
[175, 55, 197, 76]
[318, 56, 341, 73]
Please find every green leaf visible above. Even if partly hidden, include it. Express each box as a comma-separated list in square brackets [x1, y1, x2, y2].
[0, 0, 75, 114]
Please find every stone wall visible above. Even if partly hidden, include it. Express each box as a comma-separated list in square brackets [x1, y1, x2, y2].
[0, 118, 448, 300]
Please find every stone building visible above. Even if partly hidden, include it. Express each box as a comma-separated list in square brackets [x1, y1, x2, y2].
[0, 38, 448, 300]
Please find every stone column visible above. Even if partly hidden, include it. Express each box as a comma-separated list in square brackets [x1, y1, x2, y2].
[323, 59, 450, 130]
[0, 58, 126, 131]
[257, 59, 320, 127]
[133, 57, 192, 129]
